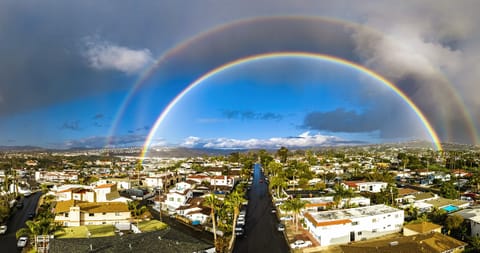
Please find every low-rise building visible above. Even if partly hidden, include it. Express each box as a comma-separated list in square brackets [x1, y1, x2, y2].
[341, 232, 466, 253]
[454, 207, 480, 237]
[304, 204, 404, 246]
[54, 200, 131, 227]
[342, 181, 388, 193]
[403, 221, 442, 236]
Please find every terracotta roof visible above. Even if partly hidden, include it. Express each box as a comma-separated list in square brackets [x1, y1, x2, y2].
[95, 183, 115, 189]
[304, 212, 351, 227]
[54, 200, 129, 214]
[404, 221, 442, 234]
[305, 202, 331, 208]
[398, 188, 419, 196]
[344, 181, 363, 187]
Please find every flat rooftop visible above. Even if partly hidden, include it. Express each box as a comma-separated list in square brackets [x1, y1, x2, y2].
[305, 204, 401, 224]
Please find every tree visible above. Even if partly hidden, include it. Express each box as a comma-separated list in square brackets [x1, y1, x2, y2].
[128, 200, 147, 227]
[269, 174, 288, 198]
[282, 197, 308, 231]
[16, 220, 41, 248]
[277, 146, 289, 164]
[135, 162, 144, 186]
[225, 190, 246, 250]
[204, 193, 220, 249]
[333, 184, 354, 209]
[440, 181, 460, 199]
[445, 214, 464, 236]
[405, 205, 419, 221]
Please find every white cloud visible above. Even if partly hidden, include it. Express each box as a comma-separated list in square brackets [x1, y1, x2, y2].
[181, 136, 202, 148]
[180, 132, 355, 149]
[84, 38, 154, 75]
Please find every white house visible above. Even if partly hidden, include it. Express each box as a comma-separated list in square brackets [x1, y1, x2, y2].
[304, 204, 404, 246]
[342, 181, 388, 193]
[164, 182, 195, 211]
[302, 196, 370, 212]
[210, 176, 235, 188]
[455, 208, 480, 237]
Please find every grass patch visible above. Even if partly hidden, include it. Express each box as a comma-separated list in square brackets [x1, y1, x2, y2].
[55, 226, 89, 238]
[138, 220, 168, 232]
[86, 225, 115, 237]
[55, 225, 115, 238]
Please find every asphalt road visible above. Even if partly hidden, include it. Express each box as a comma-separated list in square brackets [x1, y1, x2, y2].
[233, 163, 290, 253]
[0, 191, 42, 252]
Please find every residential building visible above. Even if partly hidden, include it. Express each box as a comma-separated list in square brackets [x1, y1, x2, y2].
[342, 181, 387, 193]
[304, 204, 403, 246]
[164, 182, 194, 211]
[35, 170, 79, 183]
[403, 221, 442, 236]
[454, 207, 480, 237]
[340, 232, 466, 253]
[54, 200, 131, 227]
[302, 196, 370, 212]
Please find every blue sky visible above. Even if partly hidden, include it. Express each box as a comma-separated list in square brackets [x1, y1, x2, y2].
[1, 1, 479, 149]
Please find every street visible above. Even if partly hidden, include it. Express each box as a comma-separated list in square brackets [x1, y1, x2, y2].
[233, 163, 290, 253]
[0, 191, 42, 252]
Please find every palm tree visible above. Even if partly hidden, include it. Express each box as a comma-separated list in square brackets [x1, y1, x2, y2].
[269, 174, 288, 198]
[128, 200, 147, 227]
[204, 193, 220, 249]
[16, 220, 41, 248]
[226, 190, 246, 250]
[282, 197, 308, 231]
[333, 184, 354, 209]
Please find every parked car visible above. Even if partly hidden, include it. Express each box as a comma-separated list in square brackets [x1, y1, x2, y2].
[0, 225, 7, 234]
[237, 217, 245, 226]
[271, 208, 277, 213]
[277, 223, 285, 231]
[235, 225, 244, 236]
[28, 212, 35, 219]
[290, 240, 312, 249]
[280, 215, 293, 221]
[17, 236, 28, 248]
[17, 201, 24, 209]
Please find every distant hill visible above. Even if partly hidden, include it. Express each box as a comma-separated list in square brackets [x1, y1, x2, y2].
[0, 140, 477, 155]
[0, 145, 46, 152]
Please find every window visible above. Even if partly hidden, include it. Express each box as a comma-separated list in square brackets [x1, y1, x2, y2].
[352, 221, 359, 225]
[89, 213, 94, 217]
[372, 229, 377, 233]
[115, 212, 120, 216]
[102, 212, 106, 215]
[358, 231, 362, 236]
[65, 213, 69, 217]
[372, 218, 377, 223]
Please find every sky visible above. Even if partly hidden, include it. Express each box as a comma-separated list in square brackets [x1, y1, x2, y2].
[1, 0, 479, 150]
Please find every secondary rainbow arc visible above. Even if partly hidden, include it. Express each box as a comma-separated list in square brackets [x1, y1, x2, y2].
[139, 52, 443, 161]
[108, 15, 478, 147]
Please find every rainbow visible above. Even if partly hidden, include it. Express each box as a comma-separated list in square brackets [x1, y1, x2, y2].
[108, 15, 478, 147]
[139, 52, 444, 161]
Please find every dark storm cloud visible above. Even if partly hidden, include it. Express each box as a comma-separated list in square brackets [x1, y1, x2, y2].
[304, 109, 377, 133]
[303, 106, 423, 139]
[0, 1, 202, 116]
[60, 120, 82, 131]
[223, 110, 283, 121]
